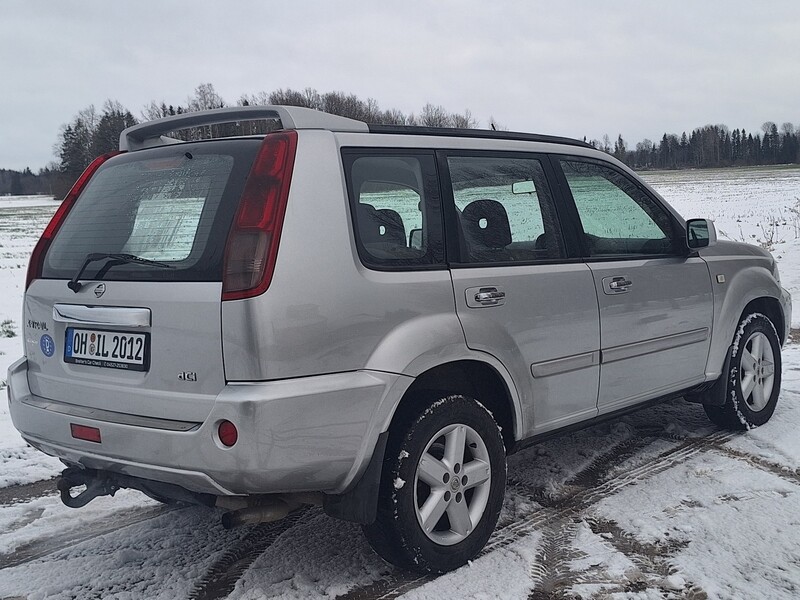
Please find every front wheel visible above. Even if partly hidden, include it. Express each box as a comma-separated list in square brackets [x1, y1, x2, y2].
[705, 313, 782, 429]
[363, 394, 506, 573]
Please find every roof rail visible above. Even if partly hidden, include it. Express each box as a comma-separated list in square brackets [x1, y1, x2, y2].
[367, 124, 593, 148]
[120, 106, 369, 151]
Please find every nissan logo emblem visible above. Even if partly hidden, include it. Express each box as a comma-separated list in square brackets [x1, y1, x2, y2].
[94, 283, 106, 298]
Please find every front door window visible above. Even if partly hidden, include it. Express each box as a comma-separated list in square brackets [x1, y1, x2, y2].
[560, 160, 675, 257]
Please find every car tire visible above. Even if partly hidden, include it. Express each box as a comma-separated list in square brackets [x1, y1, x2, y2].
[362, 394, 506, 573]
[704, 313, 781, 430]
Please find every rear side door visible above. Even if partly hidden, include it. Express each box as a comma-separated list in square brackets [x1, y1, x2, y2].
[553, 157, 713, 414]
[440, 151, 600, 437]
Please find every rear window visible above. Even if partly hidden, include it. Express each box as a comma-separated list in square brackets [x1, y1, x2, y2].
[43, 140, 260, 282]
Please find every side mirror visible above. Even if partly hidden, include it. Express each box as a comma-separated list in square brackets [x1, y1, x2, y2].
[686, 218, 717, 249]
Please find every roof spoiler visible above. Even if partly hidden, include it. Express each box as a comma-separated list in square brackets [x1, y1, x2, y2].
[120, 105, 369, 151]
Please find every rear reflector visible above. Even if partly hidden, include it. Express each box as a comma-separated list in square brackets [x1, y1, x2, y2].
[70, 423, 102, 443]
[222, 131, 297, 301]
[218, 420, 238, 447]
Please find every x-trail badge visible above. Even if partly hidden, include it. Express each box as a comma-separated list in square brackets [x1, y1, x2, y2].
[93, 283, 106, 298]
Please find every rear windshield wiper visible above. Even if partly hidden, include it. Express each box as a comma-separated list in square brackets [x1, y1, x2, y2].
[67, 253, 175, 293]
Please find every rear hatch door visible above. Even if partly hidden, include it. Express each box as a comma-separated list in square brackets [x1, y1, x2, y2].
[24, 140, 260, 422]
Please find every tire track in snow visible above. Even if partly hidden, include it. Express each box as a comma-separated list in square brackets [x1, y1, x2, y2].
[526, 516, 584, 600]
[582, 517, 708, 599]
[337, 430, 737, 600]
[0, 478, 57, 507]
[0, 504, 179, 570]
[188, 506, 312, 600]
[709, 445, 800, 486]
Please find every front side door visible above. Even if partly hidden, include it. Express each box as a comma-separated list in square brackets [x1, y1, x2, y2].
[555, 157, 713, 414]
[440, 152, 600, 436]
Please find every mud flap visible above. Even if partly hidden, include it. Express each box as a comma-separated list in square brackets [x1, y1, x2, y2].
[685, 344, 733, 407]
[323, 430, 389, 525]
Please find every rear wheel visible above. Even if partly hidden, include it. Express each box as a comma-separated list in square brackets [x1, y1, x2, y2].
[705, 313, 781, 429]
[363, 394, 506, 573]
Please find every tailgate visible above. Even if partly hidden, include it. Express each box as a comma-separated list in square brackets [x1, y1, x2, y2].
[24, 279, 224, 422]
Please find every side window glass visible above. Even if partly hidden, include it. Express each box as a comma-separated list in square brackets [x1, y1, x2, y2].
[347, 154, 443, 268]
[560, 160, 675, 257]
[446, 156, 565, 263]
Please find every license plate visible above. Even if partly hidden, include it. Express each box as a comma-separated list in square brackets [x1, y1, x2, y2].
[64, 328, 150, 372]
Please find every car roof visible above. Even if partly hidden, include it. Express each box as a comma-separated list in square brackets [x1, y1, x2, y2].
[120, 106, 591, 152]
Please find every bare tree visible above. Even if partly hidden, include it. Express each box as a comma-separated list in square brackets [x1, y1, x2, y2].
[237, 91, 271, 106]
[419, 103, 451, 127]
[269, 88, 317, 108]
[381, 108, 409, 125]
[451, 109, 478, 129]
[188, 83, 225, 112]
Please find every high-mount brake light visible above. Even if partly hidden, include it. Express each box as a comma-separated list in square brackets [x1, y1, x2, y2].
[222, 131, 298, 301]
[25, 151, 122, 289]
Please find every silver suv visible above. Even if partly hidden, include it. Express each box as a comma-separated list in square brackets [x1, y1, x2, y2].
[8, 106, 791, 573]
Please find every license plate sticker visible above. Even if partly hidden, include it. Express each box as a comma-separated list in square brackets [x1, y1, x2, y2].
[64, 328, 150, 372]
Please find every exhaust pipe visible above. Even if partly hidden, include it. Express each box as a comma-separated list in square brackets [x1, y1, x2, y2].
[221, 499, 294, 529]
[220, 492, 323, 529]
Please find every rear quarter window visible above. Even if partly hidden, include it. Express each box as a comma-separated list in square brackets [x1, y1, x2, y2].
[343, 152, 445, 270]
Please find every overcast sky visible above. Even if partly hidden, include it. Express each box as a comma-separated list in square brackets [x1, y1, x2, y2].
[2, 1, 799, 171]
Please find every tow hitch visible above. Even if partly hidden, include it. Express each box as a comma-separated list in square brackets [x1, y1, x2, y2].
[56, 466, 217, 508]
[57, 466, 120, 508]
[55, 466, 323, 527]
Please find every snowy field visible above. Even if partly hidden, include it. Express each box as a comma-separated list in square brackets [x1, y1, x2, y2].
[1, 166, 800, 599]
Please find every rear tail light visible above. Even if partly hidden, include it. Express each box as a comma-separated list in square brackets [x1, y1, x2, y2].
[26, 151, 122, 289]
[222, 131, 298, 301]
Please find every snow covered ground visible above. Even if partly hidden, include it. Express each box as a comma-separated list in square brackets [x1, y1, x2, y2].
[1, 167, 800, 599]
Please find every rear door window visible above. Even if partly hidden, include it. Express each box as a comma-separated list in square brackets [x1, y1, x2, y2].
[444, 154, 566, 264]
[43, 141, 260, 282]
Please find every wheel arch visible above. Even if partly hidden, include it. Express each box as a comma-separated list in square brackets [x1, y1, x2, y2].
[740, 296, 785, 344]
[391, 359, 519, 453]
[704, 259, 787, 378]
[324, 357, 520, 525]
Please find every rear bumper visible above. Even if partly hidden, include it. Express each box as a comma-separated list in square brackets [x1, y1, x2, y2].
[7, 357, 407, 496]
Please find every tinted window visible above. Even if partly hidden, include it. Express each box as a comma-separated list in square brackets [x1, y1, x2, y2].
[345, 153, 444, 269]
[43, 141, 259, 282]
[446, 155, 565, 263]
[560, 160, 675, 256]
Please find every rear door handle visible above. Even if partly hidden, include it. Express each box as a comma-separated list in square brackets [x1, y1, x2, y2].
[466, 286, 506, 308]
[602, 276, 632, 295]
[476, 290, 505, 303]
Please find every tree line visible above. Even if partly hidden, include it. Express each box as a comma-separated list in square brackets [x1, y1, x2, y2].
[2, 83, 798, 198]
[593, 122, 800, 170]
